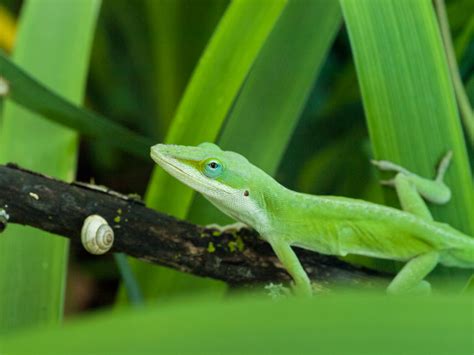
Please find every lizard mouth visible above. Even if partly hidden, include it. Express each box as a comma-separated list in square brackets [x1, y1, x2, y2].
[151, 149, 232, 195]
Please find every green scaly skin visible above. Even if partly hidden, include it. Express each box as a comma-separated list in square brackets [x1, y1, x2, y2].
[151, 143, 474, 296]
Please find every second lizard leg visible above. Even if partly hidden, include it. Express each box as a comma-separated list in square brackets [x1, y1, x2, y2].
[371, 151, 453, 220]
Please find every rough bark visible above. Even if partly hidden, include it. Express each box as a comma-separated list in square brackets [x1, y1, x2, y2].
[0, 164, 386, 288]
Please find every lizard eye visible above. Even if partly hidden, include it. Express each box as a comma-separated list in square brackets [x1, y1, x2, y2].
[203, 159, 223, 178]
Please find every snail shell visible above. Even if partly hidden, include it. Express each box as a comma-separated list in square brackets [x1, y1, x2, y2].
[81, 215, 114, 255]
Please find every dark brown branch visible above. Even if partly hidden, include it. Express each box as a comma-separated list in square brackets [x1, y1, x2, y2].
[0, 164, 386, 288]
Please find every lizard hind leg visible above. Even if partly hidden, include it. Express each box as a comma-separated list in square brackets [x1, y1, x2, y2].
[387, 251, 439, 295]
[371, 151, 453, 219]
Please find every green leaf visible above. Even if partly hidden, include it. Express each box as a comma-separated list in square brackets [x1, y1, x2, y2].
[0, 0, 101, 333]
[340, 0, 474, 236]
[2, 294, 473, 354]
[0, 52, 153, 159]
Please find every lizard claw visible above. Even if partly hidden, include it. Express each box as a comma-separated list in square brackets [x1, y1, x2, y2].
[435, 150, 453, 182]
[371, 159, 409, 174]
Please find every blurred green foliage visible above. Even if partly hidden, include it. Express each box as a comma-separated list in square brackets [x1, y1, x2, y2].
[3, 293, 474, 354]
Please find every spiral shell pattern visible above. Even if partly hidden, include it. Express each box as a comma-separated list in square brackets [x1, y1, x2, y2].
[81, 215, 114, 255]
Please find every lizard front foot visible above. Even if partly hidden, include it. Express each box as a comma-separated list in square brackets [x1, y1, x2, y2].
[371, 151, 452, 205]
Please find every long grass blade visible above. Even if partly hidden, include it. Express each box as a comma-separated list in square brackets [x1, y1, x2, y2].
[0, 0, 100, 332]
[340, 0, 474, 236]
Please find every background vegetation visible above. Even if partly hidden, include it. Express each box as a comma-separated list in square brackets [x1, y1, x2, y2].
[0, 0, 472, 352]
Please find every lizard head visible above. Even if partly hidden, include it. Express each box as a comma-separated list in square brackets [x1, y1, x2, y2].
[150, 142, 275, 228]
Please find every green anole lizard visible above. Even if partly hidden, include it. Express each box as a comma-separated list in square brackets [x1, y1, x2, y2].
[150, 143, 474, 296]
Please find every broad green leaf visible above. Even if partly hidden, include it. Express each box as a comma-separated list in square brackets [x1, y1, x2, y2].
[0, 0, 100, 332]
[2, 294, 473, 354]
[120, 0, 288, 303]
[340, 0, 474, 236]
[0, 52, 152, 158]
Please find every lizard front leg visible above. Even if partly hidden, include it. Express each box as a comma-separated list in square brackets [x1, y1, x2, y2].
[269, 239, 312, 297]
